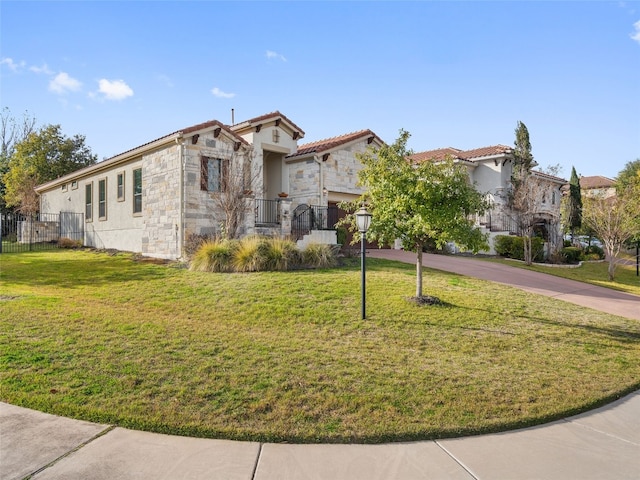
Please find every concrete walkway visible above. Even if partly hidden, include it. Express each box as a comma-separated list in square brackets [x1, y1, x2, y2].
[2, 254, 640, 479]
[2, 395, 640, 480]
[369, 249, 640, 321]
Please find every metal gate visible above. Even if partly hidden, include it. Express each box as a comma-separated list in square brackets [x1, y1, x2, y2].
[291, 204, 339, 240]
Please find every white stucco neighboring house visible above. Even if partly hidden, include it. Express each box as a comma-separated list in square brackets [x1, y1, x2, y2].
[410, 145, 566, 255]
[35, 112, 384, 259]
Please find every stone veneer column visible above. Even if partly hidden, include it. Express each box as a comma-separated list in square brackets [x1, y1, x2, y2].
[279, 198, 292, 237]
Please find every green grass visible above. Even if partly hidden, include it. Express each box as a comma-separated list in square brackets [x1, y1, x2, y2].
[1, 250, 640, 443]
[491, 256, 640, 297]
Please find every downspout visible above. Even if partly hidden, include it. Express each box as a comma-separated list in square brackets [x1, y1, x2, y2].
[314, 154, 323, 206]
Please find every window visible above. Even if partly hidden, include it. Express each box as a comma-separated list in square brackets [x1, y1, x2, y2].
[200, 156, 226, 192]
[98, 178, 107, 220]
[61, 183, 68, 192]
[117, 172, 125, 201]
[133, 168, 142, 214]
[85, 183, 93, 221]
[551, 190, 557, 205]
[71, 180, 78, 190]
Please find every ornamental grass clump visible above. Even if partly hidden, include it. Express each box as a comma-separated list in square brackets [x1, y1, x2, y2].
[302, 242, 337, 269]
[264, 237, 301, 271]
[232, 235, 271, 272]
[189, 238, 239, 272]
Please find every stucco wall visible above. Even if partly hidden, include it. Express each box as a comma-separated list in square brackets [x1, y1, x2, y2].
[39, 158, 145, 253]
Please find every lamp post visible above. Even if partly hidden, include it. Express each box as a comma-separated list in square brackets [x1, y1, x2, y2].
[355, 206, 372, 320]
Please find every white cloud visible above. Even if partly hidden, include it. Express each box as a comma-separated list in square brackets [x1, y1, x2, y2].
[30, 63, 54, 75]
[1, 57, 26, 72]
[211, 87, 236, 99]
[49, 72, 82, 94]
[97, 79, 134, 100]
[266, 50, 287, 62]
[631, 20, 640, 44]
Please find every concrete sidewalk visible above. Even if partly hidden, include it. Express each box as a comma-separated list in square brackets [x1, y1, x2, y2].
[2, 393, 640, 480]
[369, 250, 640, 321]
[3, 252, 640, 479]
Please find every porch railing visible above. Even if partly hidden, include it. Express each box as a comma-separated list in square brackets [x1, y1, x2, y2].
[292, 204, 339, 240]
[477, 210, 520, 236]
[255, 199, 280, 225]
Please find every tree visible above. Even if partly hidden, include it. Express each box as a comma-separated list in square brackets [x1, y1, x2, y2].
[510, 120, 537, 265]
[0, 108, 37, 213]
[582, 186, 640, 280]
[616, 159, 640, 194]
[3, 124, 97, 213]
[341, 130, 489, 300]
[567, 166, 582, 239]
[203, 144, 260, 239]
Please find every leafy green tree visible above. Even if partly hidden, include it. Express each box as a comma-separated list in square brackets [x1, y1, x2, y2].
[567, 166, 582, 238]
[0, 108, 37, 213]
[3, 124, 97, 213]
[615, 160, 640, 245]
[341, 130, 489, 299]
[616, 159, 640, 194]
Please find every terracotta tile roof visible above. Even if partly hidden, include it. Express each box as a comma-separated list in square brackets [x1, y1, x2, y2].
[289, 129, 382, 158]
[579, 175, 616, 189]
[411, 145, 513, 163]
[409, 148, 462, 162]
[459, 144, 512, 159]
[233, 110, 305, 136]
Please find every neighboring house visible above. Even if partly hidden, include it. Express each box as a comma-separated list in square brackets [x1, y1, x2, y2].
[410, 145, 566, 255]
[579, 175, 616, 198]
[35, 111, 384, 259]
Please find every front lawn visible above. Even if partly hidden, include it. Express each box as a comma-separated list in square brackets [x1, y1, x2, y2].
[1, 250, 639, 443]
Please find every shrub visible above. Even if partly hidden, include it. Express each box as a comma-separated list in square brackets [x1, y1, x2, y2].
[58, 237, 82, 249]
[336, 227, 347, 246]
[494, 235, 544, 262]
[302, 243, 337, 269]
[584, 244, 605, 260]
[263, 237, 301, 271]
[582, 253, 602, 261]
[561, 246, 582, 264]
[189, 239, 239, 272]
[494, 235, 513, 257]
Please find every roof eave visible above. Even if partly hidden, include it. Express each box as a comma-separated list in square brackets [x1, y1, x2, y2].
[35, 133, 183, 193]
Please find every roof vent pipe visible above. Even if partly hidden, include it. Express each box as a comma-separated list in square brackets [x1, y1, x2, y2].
[231, 108, 235, 125]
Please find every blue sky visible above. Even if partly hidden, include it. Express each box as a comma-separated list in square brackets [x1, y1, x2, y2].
[2, 1, 639, 180]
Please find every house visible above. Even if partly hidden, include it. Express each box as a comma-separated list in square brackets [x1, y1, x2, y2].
[579, 175, 616, 198]
[35, 112, 384, 259]
[410, 145, 566, 255]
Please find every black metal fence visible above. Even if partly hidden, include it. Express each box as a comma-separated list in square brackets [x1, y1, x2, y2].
[477, 211, 520, 236]
[0, 212, 84, 253]
[292, 204, 339, 240]
[255, 199, 280, 225]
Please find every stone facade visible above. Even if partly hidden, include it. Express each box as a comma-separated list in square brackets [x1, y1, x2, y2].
[141, 146, 182, 258]
[35, 113, 377, 259]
